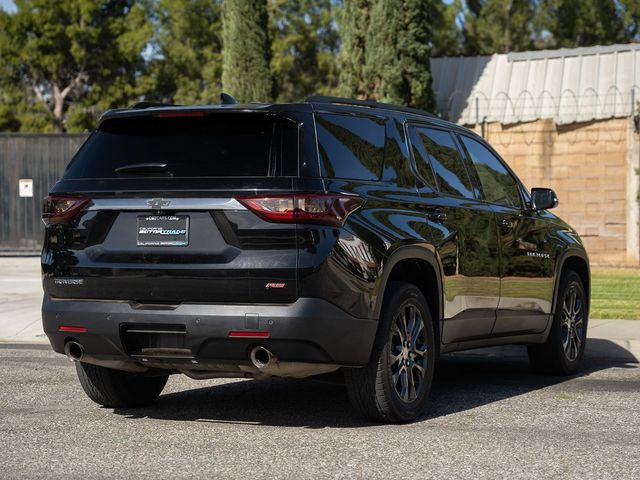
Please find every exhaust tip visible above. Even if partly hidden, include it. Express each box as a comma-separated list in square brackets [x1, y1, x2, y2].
[64, 341, 84, 361]
[250, 346, 273, 369]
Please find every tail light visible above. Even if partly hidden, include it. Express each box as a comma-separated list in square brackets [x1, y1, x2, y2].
[238, 194, 363, 227]
[42, 195, 90, 225]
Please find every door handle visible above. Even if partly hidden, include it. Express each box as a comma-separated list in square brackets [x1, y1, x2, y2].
[498, 218, 513, 233]
[427, 209, 447, 222]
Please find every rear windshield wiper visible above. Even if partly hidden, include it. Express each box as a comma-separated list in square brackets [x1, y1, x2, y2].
[114, 163, 173, 176]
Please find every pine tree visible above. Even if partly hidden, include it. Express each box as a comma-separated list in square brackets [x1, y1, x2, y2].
[337, 0, 372, 99]
[222, 0, 273, 102]
[365, 0, 436, 111]
[269, 0, 340, 101]
[146, 0, 223, 104]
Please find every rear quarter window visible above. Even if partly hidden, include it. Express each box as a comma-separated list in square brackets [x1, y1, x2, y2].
[315, 113, 385, 180]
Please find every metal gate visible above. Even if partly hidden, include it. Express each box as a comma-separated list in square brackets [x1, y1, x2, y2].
[0, 133, 88, 252]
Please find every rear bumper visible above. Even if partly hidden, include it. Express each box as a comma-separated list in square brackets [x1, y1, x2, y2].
[42, 294, 377, 368]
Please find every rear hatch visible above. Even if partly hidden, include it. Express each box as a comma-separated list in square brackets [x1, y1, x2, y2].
[42, 111, 301, 304]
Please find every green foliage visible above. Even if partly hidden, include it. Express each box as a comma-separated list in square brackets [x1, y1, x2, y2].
[459, 0, 537, 54]
[435, 0, 640, 56]
[365, 0, 436, 111]
[222, 0, 273, 102]
[539, 0, 631, 48]
[337, 0, 371, 99]
[0, 0, 152, 132]
[269, 0, 340, 102]
[4, 0, 640, 133]
[145, 0, 223, 104]
[431, 0, 464, 57]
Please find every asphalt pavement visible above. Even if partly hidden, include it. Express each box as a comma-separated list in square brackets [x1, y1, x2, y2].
[0, 343, 638, 479]
[1, 257, 639, 479]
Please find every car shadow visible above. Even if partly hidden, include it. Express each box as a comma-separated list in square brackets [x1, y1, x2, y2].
[112, 338, 637, 429]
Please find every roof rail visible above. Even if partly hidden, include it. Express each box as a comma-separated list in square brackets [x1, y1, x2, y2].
[305, 95, 436, 118]
[129, 102, 180, 110]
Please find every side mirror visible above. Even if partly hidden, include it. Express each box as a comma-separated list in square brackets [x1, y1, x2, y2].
[531, 188, 559, 211]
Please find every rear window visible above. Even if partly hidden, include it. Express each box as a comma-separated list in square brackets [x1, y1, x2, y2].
[315, 113, 385, 180]
[64, 113, 298, 179]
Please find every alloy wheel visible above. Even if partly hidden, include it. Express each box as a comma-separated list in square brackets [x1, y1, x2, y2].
[390, 302, 428, 403]
[561, 283, 585, 362]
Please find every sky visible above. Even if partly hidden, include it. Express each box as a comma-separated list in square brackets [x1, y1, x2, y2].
[0, 0, 15, 13]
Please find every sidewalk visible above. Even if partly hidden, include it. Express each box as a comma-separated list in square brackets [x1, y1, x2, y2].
[0, 257, 45, 343]
[0, 257, 638, 362]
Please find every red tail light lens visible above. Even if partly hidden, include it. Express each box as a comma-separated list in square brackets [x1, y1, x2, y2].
[42, 195, 90, 225]
[238, 194, 363, 227]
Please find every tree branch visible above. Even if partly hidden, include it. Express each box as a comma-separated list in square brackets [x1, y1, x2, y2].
[59, 71, 88, 100]
[31, 82, 52, 115]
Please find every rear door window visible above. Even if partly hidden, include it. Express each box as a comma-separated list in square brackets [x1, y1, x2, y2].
[315, 113, 385, 180]
[64, 113, 298, 179]
[459, 135, 523, 208]
[408, 126, 474, 199]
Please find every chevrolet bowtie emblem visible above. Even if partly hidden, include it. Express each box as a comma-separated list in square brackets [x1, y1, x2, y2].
[147, 198, 170, 209]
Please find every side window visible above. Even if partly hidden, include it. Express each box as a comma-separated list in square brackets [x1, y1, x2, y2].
[409, 126, 474, 199]
[460, 135, 522, 208]
[382, 118, 415, 188]
[407, 126, 436, 190]
[315, 113, 385, 180]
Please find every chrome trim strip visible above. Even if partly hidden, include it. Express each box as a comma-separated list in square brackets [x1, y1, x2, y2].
[86, 197, 246, 211]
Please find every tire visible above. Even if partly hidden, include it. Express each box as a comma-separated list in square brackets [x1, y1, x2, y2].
[528, 270, 588, 375]
[75, 361, 168, 408]
[345, 282, 436, 423]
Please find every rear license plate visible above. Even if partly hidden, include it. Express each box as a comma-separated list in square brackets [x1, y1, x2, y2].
[137, 215, 189, 246]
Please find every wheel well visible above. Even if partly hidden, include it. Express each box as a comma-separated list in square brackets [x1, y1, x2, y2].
[387, 258, 441, 349]
[562, 256, 590, 301]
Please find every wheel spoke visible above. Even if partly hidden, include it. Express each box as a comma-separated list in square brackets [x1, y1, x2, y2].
[407, 368, 417, 401]
[573, 326, 582, 348]
[573, 295, 582, 317]
[569, 288, 577, 316]
[399, 368, 409, 401]
[400, 310, 409, 341]
[410, 313, 422, 345]
[392, 366, 402, 387]
[412, 343, 428, 358]
[561, 324, 569, 347]
[391, 350, 403, 364]
[411, 361, 425, 374]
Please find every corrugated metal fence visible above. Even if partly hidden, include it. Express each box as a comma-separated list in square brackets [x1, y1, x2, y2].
[0, 133, 88, 252]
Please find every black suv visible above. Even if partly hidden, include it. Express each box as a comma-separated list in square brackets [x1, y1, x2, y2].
[42, 95, 590, 422]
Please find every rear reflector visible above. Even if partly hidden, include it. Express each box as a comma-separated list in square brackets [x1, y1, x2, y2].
[58, 326, 87, 333]
[238, 194, 363, 227]
[42, 195, 90, 225]
[228, 331, 270, 338]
